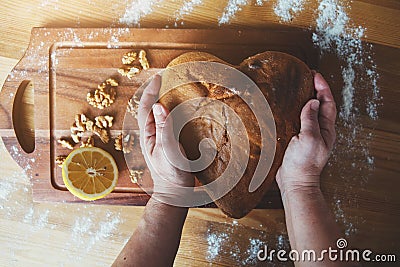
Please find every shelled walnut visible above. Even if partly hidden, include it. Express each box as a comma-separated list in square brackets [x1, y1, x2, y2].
[70, 114, 93, 144]
[114, 133, 135, 153]
[127, 94, 140, 119]
[122, 51, 137, 65]
[95, 115, 114, 129]
[118, 49, 150, 79]
[87, 78, 118, 109]
[118, 66, 141, 79]
[129, 169, 143, 184]
[138, 50, 149, 70]
[55, 156, 66, 167]
[93, 126, 110, 144]
[57, 139, 74, 150]
[69, 113, 112, 145]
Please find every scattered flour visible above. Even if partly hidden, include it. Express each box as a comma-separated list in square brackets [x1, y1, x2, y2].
[67, 210, 124, 259]
[72, 216, 94, 236]
[35, 209, 50, 230]
[23, 206, 35, 223]
[175, 0, 203, 21]
[241, 238, 264, 265]
[0, 180, 14, 201]
[274, 0, 304, 22]
[206, 230, 228, 260]
[218, 0, 249, 25]
[312, 0, 380, 120]
[256, 0, 265, 6]
[119, 0, 164, 26]
[206, 224, 290, 265]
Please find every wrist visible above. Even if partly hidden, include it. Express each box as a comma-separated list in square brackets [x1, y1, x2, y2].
[277, 178, 321, 199]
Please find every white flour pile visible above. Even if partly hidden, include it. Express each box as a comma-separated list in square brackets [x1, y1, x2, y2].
[218, 0, 248, 25]
[119, 0, 164, 25]
[274, 0, 304, 22]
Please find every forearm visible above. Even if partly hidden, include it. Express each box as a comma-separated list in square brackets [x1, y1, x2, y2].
[281, 184, 342, 266]
[113, 197, 188, 267]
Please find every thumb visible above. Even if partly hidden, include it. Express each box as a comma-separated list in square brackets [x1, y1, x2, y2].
[300, 99, 320, 135]
[152, 103, 176, 146]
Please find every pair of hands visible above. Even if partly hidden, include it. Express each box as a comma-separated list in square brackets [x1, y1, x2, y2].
[137, 73, 337, 197]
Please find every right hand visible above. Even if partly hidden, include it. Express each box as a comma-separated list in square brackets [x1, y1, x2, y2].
[276, 73, 337, 194]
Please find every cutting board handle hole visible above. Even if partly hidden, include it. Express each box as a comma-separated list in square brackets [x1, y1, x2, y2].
[12, 80, 35, 154]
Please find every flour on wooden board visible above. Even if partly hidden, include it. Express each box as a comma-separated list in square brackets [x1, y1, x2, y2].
[219, 0, 248, 25]
[206, 222, 290, 265]
[67, 210, 124, 259]
[312, 0, 380, 121]
[274, 0, 304, 22]
[175, 0, 203, 21]
[0, 158, 125, 265]
[119, 0, 164, 25]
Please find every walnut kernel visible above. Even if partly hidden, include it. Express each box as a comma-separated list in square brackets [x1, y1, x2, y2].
[138, 50, 149, 70]
[122, 51, 137, 65]
[114, 133, 134, 153]
[93, 126, 110, 144]
[127, 98, 139, 119]
[55, 156, 66, 167]
[57, 139, 74, 150]
[129, 170, 143, 184]
[95, 115, 113, 129]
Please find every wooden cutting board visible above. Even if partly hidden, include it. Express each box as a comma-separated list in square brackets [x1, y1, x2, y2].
[0, 28, 318, 207]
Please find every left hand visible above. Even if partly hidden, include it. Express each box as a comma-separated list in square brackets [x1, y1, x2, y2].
[137, 75, 195, 197]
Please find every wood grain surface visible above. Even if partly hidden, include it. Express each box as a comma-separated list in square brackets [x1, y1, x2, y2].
[0, 1, 399, 266]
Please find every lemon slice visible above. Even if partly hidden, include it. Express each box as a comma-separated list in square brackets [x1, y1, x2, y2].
[62, 147, 118, 201]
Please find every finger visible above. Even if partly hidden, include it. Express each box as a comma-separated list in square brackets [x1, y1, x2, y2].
[137, 74, 162, 132]
[300, 99, 321, 136]
[314, 73, 335, 103]
[139, 109, 156, 156]
[314, 73, 337, 149]
[137, 75, 161, 155]
[153, 104, 177, 147]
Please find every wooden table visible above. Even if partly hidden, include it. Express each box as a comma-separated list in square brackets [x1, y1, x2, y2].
[0, 1, 399, 266]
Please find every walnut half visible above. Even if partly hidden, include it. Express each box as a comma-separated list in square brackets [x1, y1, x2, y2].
[57, 139, 74, 150]
[92, 126, 110, 144]
[129, 170, 143, 184]
[127, 94, 140, 119]
[114, 133, 135, 153]
[118, 50, 150, 80]
[55, 156, 66, 167]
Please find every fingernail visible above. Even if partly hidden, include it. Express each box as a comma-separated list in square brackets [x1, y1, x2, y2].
[153, 104, 163, 116]
[311, 100, 320, 111]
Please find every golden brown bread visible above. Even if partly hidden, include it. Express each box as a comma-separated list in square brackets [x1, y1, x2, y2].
[159, 51, 314, 218]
